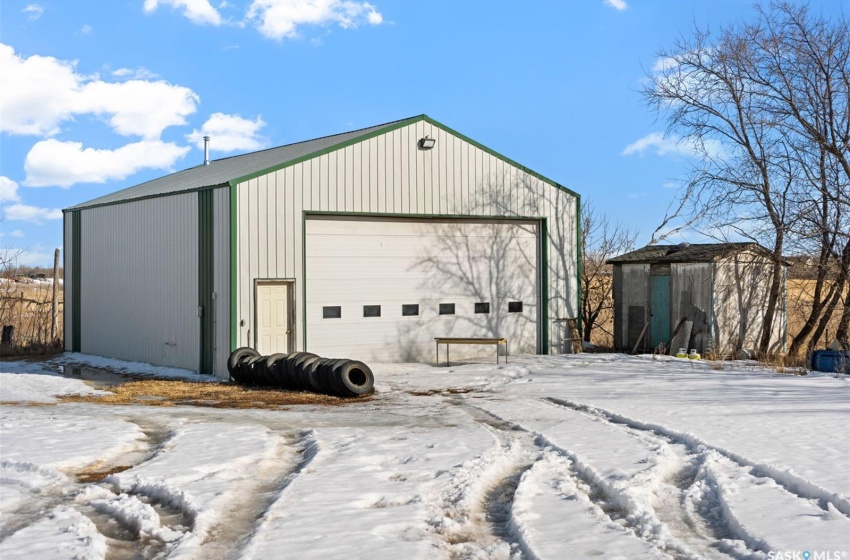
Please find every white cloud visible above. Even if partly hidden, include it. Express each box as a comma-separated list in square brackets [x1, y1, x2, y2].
[0, 177, 21, 203]
[187, 112, 267, 153]
[2, 204, 62, 223]
[80, 24, 93, 35]
[662, 181, 680, 189]
[143, 0, 222, 25]
[247, 0, 383, 40]
[0, 230, 26, 238]
[24, 139, 190, 187]
[621, 132, 724, 159]
[111, 67, 158, 80]
[604, 0, 627, 11]
[76, 80, 199, 139]
[22, 4, 44, 20]
[4, 245, 55, 266]
[0, 43, 199, 139]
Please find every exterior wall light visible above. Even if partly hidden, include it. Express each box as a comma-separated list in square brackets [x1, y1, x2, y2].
[418, 136, 436, 150]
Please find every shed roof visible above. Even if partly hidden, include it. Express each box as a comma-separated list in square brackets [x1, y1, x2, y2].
[66, 116, 421, 211]
[607, 242, 782, 264]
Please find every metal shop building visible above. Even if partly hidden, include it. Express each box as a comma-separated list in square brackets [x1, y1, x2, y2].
[64, 115, 581, 377]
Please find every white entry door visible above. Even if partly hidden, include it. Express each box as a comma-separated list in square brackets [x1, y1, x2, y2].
[256, 281, 293, 355]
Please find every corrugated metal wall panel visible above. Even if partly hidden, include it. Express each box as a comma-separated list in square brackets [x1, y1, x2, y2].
[235, 121, 579, 357]
[80, 194, 199, 370]
[213, 187, 230, 377]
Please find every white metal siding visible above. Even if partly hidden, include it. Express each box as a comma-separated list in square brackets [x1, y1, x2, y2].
[63, 213, 73, 350]
[235, 120, 578, 356]
[305, 216, 539, 361]
[80, 194, 199, 370]
[213, 187, 230, 377]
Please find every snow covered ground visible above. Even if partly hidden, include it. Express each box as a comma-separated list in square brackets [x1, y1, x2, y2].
[1, 353, 848, 559]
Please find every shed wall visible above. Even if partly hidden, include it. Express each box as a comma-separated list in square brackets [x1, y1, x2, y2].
[613, 263, 650, 351]
[79, 194, 200, 370]
[234, 120, 578, 355]
[670, 263, 713, 353]
[713, 251, 786, 355]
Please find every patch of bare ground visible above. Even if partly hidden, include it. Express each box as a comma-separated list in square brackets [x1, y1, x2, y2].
[407, 387, 476, 396]
[56, 379, 371, 409]
[75, 464, 134, 484]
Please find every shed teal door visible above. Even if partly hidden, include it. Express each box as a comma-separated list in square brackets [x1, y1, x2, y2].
[650, 275, 670, 348]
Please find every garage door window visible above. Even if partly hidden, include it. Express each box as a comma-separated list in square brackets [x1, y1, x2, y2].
[402, 304, 419, 316]
[363, 305, 381, 317]
[439, 303, 455, 315]
[508, 301, 523, 313]
[474, 302, 490, 314]
[323, 306, 342, 319]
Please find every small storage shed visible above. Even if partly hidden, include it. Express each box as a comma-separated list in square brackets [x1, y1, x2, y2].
[63, 115, 581, 377]
[607, 243, 787, 355]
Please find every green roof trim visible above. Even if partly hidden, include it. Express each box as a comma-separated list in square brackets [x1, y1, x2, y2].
[227, 114, 581, 202]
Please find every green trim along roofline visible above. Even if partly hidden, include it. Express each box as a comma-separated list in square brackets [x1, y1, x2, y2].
[63, 115, 580, 214]
[227, 115, 580, 201]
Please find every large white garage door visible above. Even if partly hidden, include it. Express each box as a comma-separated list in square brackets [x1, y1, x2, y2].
[305, 216, 539, 362]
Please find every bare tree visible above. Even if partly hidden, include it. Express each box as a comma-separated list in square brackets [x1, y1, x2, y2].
[643, 2, 849, 356]
[581, 203, 637, 344]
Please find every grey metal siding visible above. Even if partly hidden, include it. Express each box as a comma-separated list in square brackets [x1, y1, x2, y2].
[234, 120, 578, 355]
[79, 194, 199, 370]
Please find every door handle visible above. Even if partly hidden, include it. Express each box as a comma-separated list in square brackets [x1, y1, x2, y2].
[286, 330, 291, 334]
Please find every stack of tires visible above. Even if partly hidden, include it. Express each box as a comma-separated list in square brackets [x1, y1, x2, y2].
[226, 348, 375, 398]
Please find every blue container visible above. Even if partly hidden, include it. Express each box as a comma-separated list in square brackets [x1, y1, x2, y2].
[810, 350, 850, 374]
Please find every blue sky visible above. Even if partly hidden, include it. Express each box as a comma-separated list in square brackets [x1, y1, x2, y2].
[1, 0, 845, 267]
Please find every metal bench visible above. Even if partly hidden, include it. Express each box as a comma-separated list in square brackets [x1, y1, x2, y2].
[434, 337, 508, 366]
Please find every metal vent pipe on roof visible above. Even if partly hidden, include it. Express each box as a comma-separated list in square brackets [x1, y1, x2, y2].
[203, 136, 210, 165]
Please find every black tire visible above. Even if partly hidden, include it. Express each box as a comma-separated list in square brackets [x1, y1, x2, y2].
[292, 353, 319, 390]
[263, 353, 288, 387]
[335, 360, 374, 397]
[228, 347, 260, 382]
[278, 352, 306, 389]
[282, 352, 315, 390]
[296, 355, 322, 392]
[242, 355, 264, 385]
[321, 359, 349, 395]
[305, 357, 328, 392]
[313, 358, 336, 394]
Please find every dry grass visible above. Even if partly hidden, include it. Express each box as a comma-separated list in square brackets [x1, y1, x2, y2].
[57, 379, 368, 409]
[75, 464, 133, 484]
[0, 280, 63, 350]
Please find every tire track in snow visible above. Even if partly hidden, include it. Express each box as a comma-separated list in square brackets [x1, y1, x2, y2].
[213, 429, 319, 560]
[470, 399, 761, 560]
[545, 397, 850, 518]
[1, 418, 178, 560]
[431, 402, 540, 559]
